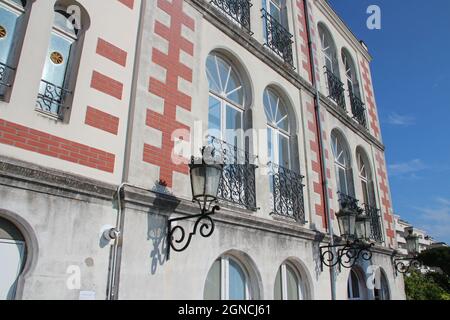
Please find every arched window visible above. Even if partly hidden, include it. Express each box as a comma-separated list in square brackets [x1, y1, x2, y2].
[347, 269, 364, 300]
[318, 23, 339, 76]
[331, 130, 354, 197]
[0, 0, 28, 97]
[357, 149, 375, 206]
[264, 88, 289, 168]
[0, 216, 26, 300]
[274, 262, 305, 300]
[204, 255, 255, 300]
[206, 52, 244, 147]
[374, 271, 390, 300]
[36, 2, 88, 119]
[341, 49, 360, 97]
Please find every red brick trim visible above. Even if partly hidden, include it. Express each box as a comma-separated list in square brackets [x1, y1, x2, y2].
[0, 119, 115, 173]
[143, 0, 195, 187]
[375, 151, 395, 244]
[85, 106, 119, 135]
[118, 0, 134, 9]
[91, 71, 123, 100]
[360, 61, 380, 139]
[96, 38, 128, 67]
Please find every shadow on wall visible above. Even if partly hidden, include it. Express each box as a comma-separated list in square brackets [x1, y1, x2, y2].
[148, 180, 181, 275]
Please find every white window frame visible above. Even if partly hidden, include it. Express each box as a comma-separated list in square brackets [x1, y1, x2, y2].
[277, 263, 304, 300]
[220, 256, 251, 300]
[332, 134, 353, 196]
[348, 269, 363, 300]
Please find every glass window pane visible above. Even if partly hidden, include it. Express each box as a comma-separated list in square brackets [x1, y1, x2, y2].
[204, 259, 221, 300]
[229, 260, 246, 300]
[208, 96, 221, 136]
[225, 105, 242, 147]
[285, 266, 299, 300]
[0, 4, 21, 63]
[351, 271, 360, 298]
[278, 134, 289, 168]
[42, 32, 73, 86]
[267, 128, 273, 162]
[274, 267, 282, 300]
[338, 167, 348, 195]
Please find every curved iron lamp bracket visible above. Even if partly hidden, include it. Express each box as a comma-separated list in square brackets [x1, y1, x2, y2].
[167, 205, 220, 259]
[392, 254, 421, 275]
[320, 240, 374, 271]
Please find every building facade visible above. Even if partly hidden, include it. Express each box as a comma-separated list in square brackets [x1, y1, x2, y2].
[0, 0, 405, 300]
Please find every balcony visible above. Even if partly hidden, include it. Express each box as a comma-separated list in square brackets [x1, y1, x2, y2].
[208, 136, 257, 210]
[35, 79, 71, 119]
[324, 67, 346, 110]
[268, 162, 305, 223]
[349, 88, 367, 128]
[364, 204, 383, 243]
[261, 9, 294, 67]
[338, 193, 384, 243]
[0, 62, 15, 99]
[211, 0, 252, 34]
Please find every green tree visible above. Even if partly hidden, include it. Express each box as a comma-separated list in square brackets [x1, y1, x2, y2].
[418, 247, 450, 276]
[405, 271, 448, 300]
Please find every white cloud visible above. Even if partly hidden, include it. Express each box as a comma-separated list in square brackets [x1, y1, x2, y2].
[386, 112, 416, 126]
[388, 159, 427, 177]
[412, 199, 450, 243]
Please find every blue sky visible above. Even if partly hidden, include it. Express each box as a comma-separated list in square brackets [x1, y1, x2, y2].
[328, 0, 450, 243]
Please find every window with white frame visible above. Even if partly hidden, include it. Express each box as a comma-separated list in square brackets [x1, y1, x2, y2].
[347, 269, 365, 300]
[274, 262, 305, 300]
[357, 150, 375, 206]
[204, 256, 253, 300]
[318, 24, 339, 76]
[342, 49, 360, 97]
[206, 53, 244, 147]
[374, 271, 390, 300]
[331, 131, 354, 197]
[0, 0, 27, 93]
[264, 88, 290, 169]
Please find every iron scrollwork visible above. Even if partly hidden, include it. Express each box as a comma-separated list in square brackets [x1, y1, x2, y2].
[208, 136, 257, 210]
[349, 86, 367, 127]
[211, 0, 253, 34]
[365, 204, 383, 243]
[167, 205, 220, 258]
[261, 9, 294, 67]
[320, 240, 375, 271]
[325, 66, 346, 110]
[0, 62, 14, 88]
[392, 253, 422, 275]
[268, 162, 305, 223]
[36, 79, 71, 118]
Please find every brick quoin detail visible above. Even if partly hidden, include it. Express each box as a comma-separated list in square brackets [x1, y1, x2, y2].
[144, 0, 195, 187]
[307, 101, 329, 229]
[360, 61, 380, 139]
[0, 119, 115, 173]
[91, 71, 123, 100]
[96, 38, 128, 67]
[118, 0, 134, 9]
[375, 151, 395, 244]
[85, 106, 119, 135]
[296, 0, 312, 83]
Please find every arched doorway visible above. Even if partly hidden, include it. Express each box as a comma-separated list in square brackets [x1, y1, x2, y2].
[0, 216, 26, 300]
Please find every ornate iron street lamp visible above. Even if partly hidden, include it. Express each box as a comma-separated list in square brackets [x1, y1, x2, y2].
[167, 146, 224, 257]
[393, 228, 421, 274]
[320, 194, 374, 270]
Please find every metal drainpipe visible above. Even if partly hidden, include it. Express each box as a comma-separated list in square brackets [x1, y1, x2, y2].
[303, 0, 337, 300]
[106, 0, 146, 301]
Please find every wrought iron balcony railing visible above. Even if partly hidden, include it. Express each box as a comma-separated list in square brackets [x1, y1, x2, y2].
[364, 204, 383, 243]
[268, 162, 305, 223]
[211, 0, 252, 34]
[349, 87, 367, 128]
[208, 136, 257, 210]
[0, 62, 15, 88]
[35, 79, 71, 119]
[338, 192, 363, 214]
[261, 9, 294, 67]
[324, 67, 346, 110]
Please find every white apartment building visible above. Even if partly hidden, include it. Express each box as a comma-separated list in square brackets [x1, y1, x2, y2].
[0, 0, 405, 300]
